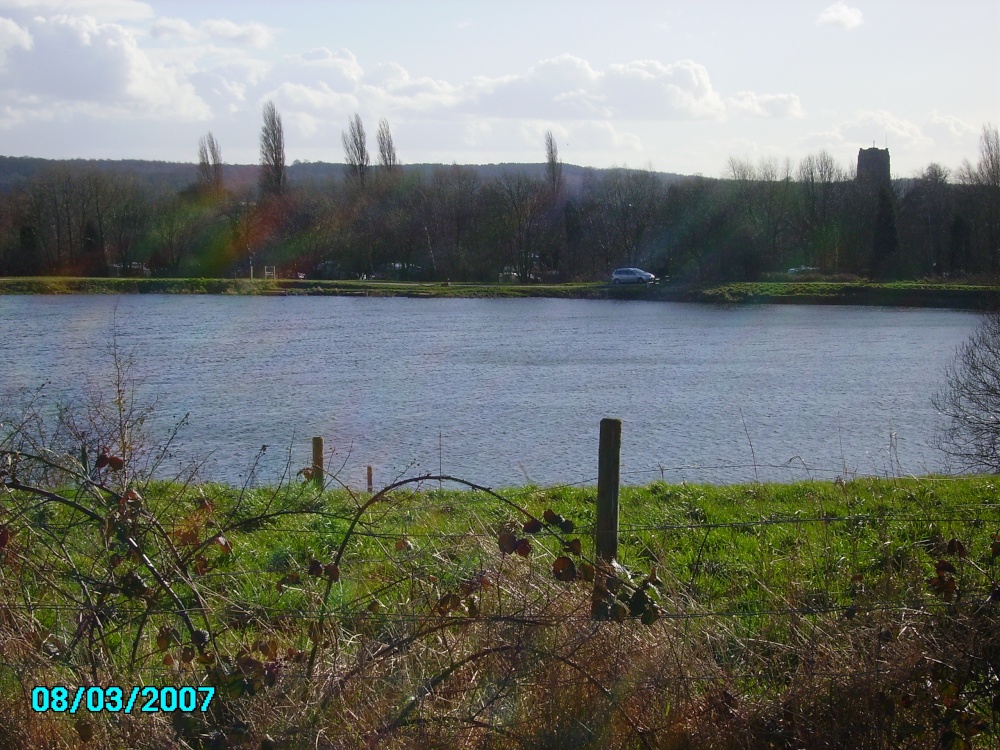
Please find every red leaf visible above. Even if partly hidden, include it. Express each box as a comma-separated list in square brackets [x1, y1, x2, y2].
[106, 456, 125, 471]
[74, 718, 95, 742]
[498, 531, 518, 555]
[193, 555, 209, 576]
[522, 518, 543, 534]
[641, 603, 661, 626]
[553, 556, 577, 582]
[324, 563, 340, 581]
[435, 593, 461, 614]
[515, 538, 532, 557]
[564, 538, 583, 556]
[935, 560, 957, 575]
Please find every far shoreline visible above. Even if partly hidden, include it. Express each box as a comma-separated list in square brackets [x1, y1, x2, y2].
[0, 276, 996, 310]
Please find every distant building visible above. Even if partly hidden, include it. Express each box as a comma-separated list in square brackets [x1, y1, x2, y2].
[857, 147, 890, 185]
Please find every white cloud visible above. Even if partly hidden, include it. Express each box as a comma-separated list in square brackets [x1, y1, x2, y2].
[0, 13, 210, 123]
[265, 52, 792, 126]
[455, 55, 730, 120]
[150, 17, 274, 49]
[0, 15, 30, 46]
[816, 1, 864, 30]
[925, 111, 977, 143]
[269, 80, 357, 113]
[201, 19, 272, 49]
[843, 109, 932, 150]
[792, 110, 945, 171]
[0, 16, 32, 68]
[0, 0, 152, 22]
[604, 59, 724, 119]
[149, 17, 198, 43]
[286, 48, 363, 89]
[727, 91, 805, 119]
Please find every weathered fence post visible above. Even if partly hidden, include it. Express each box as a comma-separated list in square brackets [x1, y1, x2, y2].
[367, 465, 373, 494]
[596, 417, 621, 563]
[312, 436, 324, 488]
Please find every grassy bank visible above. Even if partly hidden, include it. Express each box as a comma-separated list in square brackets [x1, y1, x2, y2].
[1, 275, 997, 308]
[0, 275, 600, 299]
[1, 472, 998, 748]
[691, 281, 999, 309]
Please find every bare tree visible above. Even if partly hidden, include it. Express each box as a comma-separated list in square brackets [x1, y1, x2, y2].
[958, 123, 1000, 275]
[377, 118, 399, 173]
[104, 174, 150, 272]
[197, 132, 223, 196]
[259, 101, 286, 197]
[544, 130, 563, 201]
[490, 172, 547, 282]
[934, 310, 1000, 472]
[589, 167, 662, 269]
[343, 113, 370, 186]
[796, 150, 846, 270]
[900, 163, 952, 275]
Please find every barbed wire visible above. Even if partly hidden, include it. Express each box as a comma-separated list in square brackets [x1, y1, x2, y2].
[0, 599, 991, 621]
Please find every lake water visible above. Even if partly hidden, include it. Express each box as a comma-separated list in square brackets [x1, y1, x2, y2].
[0, 295, 979, 488]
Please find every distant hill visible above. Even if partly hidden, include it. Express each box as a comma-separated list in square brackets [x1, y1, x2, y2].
[0, 156, 202, 193]
[0, 155, 691, 194]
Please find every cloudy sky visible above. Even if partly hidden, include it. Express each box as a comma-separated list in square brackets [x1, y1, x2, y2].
[0, 0, 997, 177]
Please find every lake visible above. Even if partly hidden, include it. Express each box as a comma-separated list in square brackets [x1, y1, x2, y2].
[0, 295, 979, 488]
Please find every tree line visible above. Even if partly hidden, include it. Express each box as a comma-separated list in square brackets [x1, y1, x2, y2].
[1, 103, 997, 284]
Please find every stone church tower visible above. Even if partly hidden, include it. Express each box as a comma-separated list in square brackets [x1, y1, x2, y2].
[857, 147, 890, 185]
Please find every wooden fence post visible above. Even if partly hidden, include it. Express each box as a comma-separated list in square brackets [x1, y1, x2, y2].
[312, 437, 324, 488]
[596, 418, 621, 564]
[367, 465, 373, 494]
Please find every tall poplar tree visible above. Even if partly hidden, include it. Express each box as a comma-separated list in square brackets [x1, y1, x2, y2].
[259, 101, 286, 197]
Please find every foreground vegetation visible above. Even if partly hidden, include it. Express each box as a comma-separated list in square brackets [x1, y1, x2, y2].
[2, 317, 997, 748]
[1, 275, 997, 308]
[1, 464, 998, 748]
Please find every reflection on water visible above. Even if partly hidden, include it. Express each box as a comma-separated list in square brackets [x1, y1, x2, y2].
[0, 295, 978, 487]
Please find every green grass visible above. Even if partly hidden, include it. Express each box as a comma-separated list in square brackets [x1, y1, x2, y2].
[0, 276, 607, 298]
[2, 473, 998, 747]
[16, 473, 1000, 644]
[694, 280, 998, 307]
[2, 276, 998, 308]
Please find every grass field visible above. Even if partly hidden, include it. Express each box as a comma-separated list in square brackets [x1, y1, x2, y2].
[1, 470, 997, 748]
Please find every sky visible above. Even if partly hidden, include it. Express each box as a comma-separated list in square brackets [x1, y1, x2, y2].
[0, 0, 997, 178]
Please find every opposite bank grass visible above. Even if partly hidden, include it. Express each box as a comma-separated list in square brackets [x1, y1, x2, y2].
[1, 471, 998, 749]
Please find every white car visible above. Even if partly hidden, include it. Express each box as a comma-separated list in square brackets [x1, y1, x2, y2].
[612, 267, 656, 284]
